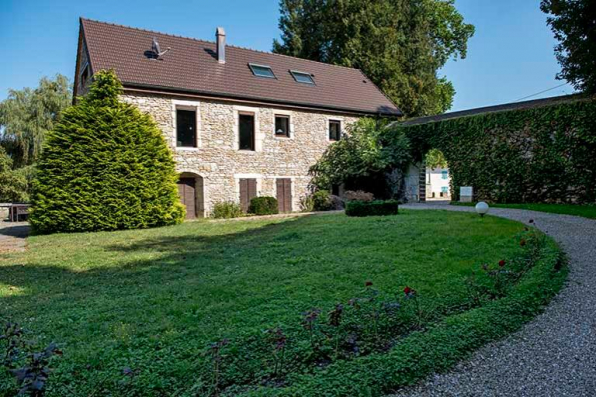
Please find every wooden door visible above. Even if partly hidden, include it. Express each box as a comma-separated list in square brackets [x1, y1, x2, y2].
[276, 178, 292, 213]
[178, 177, 196, 219]
[239, 178, 257, 212]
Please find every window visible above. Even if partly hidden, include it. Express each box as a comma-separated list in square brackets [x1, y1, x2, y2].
[80, 64, 90, 87]
[176, 109, 197, 147]
[275, 115, 290, 137]
[290, 70, 315, 84]
[239, 113, 255, 151]
[249, 63, 275, 78]
[329, 120, 341, 141]
[441, 186, 449, 193]
[441, 170, 449, 180]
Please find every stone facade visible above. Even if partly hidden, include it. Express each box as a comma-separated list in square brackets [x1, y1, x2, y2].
[121, 92, 358, 217]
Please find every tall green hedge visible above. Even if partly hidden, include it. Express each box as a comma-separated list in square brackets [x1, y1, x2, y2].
[401, 96, 596, 203]
[30, 70, 185, 233]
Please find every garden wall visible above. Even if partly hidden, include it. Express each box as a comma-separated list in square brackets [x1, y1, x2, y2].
[400, 96, 596, 203]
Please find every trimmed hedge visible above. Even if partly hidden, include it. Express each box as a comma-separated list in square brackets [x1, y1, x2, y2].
[212, 201, 243, 219]
[30, 70, 185, 233]
[401, 95, 596, 204]
[345, 200, 399, 217]
[244, 237, 567, 396]
[248, 196, 279, 215]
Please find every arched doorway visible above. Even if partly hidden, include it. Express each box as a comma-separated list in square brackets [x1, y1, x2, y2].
[177, 173, 204, 219]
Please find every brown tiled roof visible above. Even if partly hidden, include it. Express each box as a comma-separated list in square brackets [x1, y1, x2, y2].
[79, 18, 402, 116]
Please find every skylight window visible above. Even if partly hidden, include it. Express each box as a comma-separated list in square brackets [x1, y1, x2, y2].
[290, 70, 315, 84]
[249, 63, 276, 78]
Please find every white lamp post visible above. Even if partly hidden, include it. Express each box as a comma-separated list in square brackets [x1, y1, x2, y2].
[475, 201, 490, 217]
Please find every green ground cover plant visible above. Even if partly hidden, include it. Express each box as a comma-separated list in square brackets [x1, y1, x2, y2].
[345, 200, 399, 217]
[452, 202, 596, 219]
[0, 211, 565, 396]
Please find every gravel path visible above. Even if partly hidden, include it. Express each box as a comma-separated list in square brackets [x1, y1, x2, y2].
[391, 203, 596, 397]
[0, 221, 29, 253]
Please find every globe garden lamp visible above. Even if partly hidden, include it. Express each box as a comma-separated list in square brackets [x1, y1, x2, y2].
[475, 201, 490, 217]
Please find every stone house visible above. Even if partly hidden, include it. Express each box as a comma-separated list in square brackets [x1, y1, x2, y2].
[74, 19, 402, 218]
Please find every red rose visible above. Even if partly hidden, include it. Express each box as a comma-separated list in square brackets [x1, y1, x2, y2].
[498, 260, 506, 267]
[404, 286, 412, 295]
[365, 280, 373, 287]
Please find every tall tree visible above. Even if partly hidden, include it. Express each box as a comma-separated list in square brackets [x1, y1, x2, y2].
[273, 0, 474, 117]
[541, 0, 596, 93]
[30, 70, 184, 234]
[0, 74, 71, 168]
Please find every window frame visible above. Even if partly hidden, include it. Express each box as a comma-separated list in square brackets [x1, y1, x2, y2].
[274, 114, 291, 138]
[176, 108, 198, 148]
[238, 112, 256, 151]
[248, 63, 276, 79]
[290, 70, 315, 85]
[441, 170, 449, 180]
[328, 119, 342, 141]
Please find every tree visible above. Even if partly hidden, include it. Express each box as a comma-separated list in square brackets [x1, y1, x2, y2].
[273, 0, 474, 117]
[0, 74, 71, 168]
[541, 0, 596, 93]
[425, 148, 447, 169]
[0, 146, 28, 202]
[309, 118, 411, 198]
[30, 70, 185, 234]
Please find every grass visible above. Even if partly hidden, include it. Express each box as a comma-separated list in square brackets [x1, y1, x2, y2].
[451, 202, 596, 219]
[0, 211, 563, 396]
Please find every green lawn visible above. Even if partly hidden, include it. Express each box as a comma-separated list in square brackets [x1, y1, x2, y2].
[0, 211, 559, 396]
[452, 202, 596, 219]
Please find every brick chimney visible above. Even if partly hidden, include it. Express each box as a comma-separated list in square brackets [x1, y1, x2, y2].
[216, 27, 226, 64]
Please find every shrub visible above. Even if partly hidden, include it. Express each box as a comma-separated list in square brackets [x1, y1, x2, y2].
[329, 194, 345, 210]
[345, 200, 399, 217]
[211, 201, 243, 219]
[344, 190, 374, 202]
[29, 70, 185, 233]
[248, 196, 279, 216]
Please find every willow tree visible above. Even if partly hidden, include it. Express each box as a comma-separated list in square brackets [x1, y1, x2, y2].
[0, 74, 71, 168]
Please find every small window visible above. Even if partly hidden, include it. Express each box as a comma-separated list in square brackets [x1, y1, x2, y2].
[441, 170, 449, 180]
[239, 113, 255, 151]
[329, 120, 341, 141]
[176, 109, 197, 147]
[249, 63, 276, 78]
[441, 186, 449, 193]
[80, 64, 90, 87]
[275, 115, 290, 137]
[290, 70, 315, 84]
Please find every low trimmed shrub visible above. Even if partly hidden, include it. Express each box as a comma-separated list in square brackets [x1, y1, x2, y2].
[346, 200, 399, 217]
[248, 196, 279, 216]
[312, 190, 344, 211]
[212, 201, 243, 219]
[345, 190, 375, 202]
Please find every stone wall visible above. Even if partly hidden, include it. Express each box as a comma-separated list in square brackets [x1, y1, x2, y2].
[121, 92, 358, 216]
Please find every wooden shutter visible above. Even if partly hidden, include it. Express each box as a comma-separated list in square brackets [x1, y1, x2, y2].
[276, 178, 292, 213]
[240, 178, 257, 212]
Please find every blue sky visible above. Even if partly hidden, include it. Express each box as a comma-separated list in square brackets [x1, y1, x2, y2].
[0, 0, 575, 112]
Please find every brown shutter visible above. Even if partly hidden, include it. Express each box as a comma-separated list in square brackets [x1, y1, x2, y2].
[276, 178, 292, 213]
[240, 179, 248, 212]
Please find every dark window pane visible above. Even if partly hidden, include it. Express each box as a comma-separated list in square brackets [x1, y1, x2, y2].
[249, 64, 275, 78]
[291, 71, 315, 84]
[329, 120, 341, 141]
[275, 115, 290, 137]
[177, 109, 196, 147]
[239, 114, 255, 150]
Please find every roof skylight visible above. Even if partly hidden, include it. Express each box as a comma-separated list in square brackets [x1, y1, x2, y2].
[290, 70, 315, 84]
[249, 63, 276, 78]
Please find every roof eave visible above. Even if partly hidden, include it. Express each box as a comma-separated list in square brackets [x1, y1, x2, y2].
[122, 83, 403, 117]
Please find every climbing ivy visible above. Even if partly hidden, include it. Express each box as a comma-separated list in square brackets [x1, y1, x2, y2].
[399, 96, 596, 203]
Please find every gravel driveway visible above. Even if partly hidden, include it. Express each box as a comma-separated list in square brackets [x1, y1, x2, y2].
[391, 203, 596, 397]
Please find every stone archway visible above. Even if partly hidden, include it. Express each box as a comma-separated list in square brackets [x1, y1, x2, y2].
[177, 173, 205, 219]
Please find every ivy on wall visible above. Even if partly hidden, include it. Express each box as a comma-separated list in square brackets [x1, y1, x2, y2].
[399, 96, 596, 203]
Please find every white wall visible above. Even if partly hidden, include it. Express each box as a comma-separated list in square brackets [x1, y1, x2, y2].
[426, 167, 451, 199]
